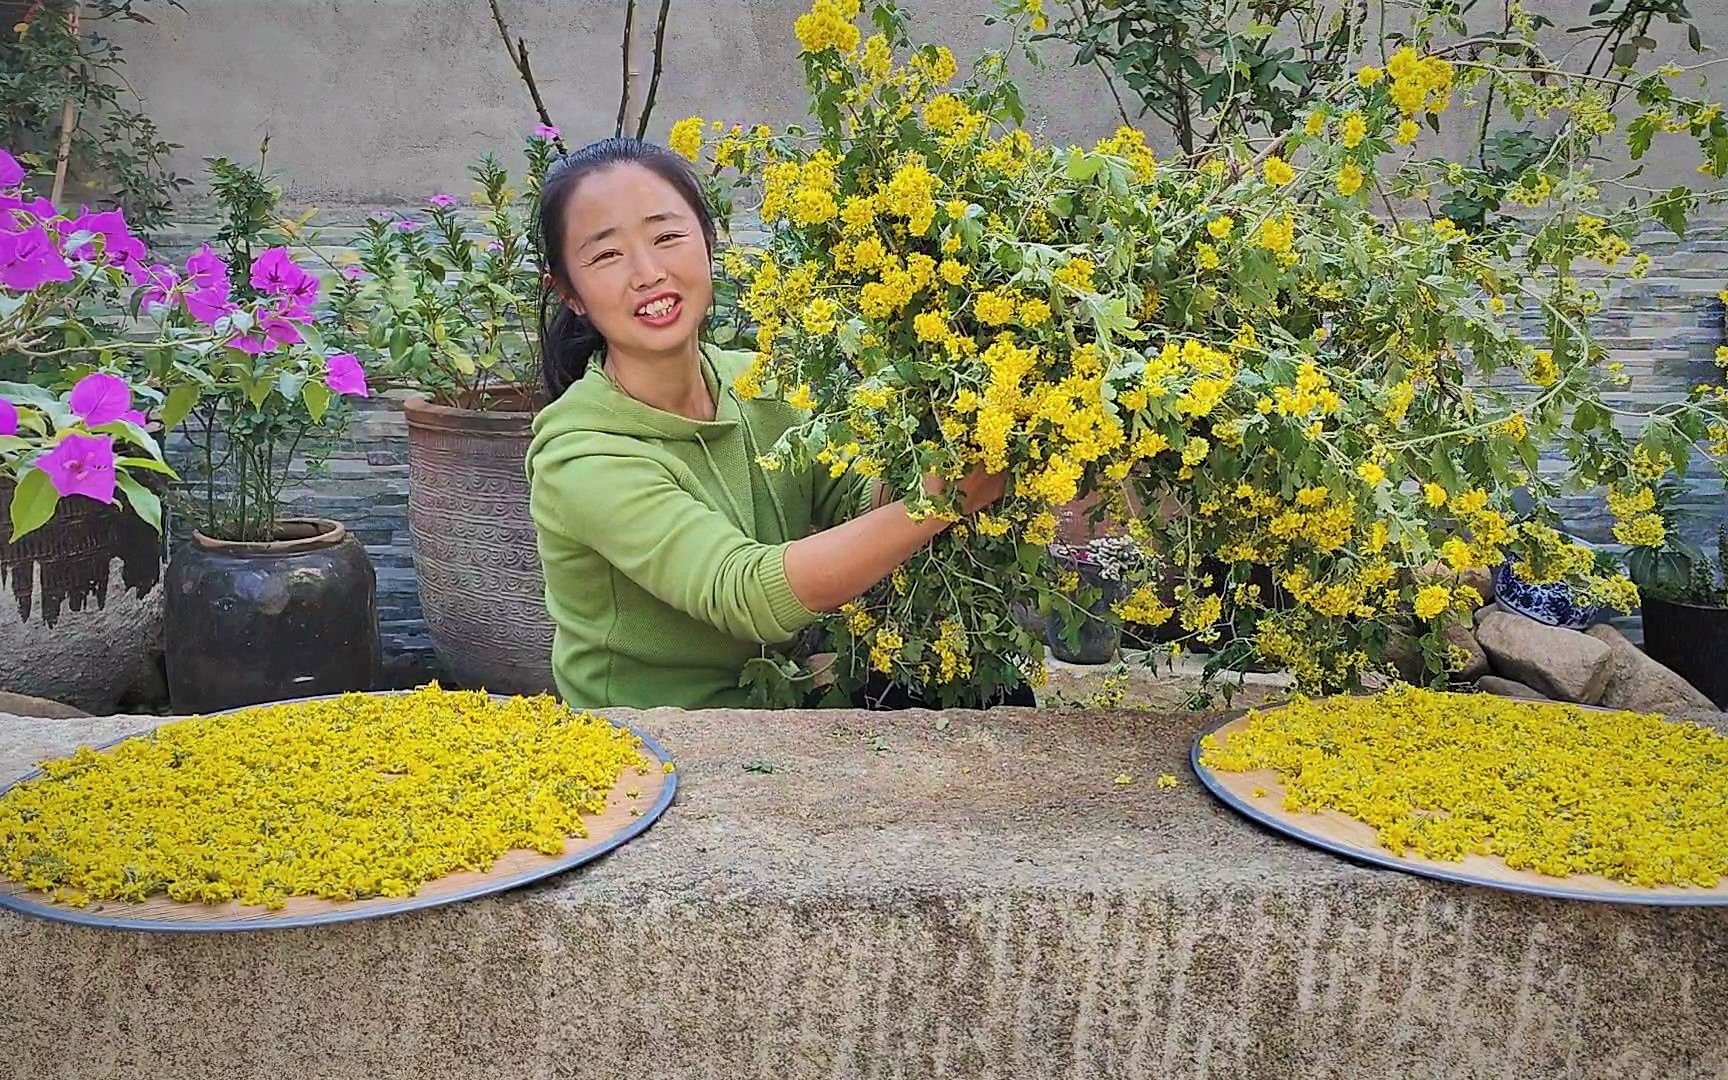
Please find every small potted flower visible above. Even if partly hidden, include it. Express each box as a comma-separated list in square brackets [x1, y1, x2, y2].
[149, 152, 379, 712]
[0, 147, 185, 711]
[322, 133, 558, 694]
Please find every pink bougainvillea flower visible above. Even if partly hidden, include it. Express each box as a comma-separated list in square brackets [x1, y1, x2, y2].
[251, 247, 320, 317]
[62, 207, 148, 281]
[184, 243, 228, 292]
[0, 397, 17, 437]
[338, 265, 364, 281]
[427, 193, 457, 209]
[181, 243, 236, 326]
[69, 371, 131, 427]
[532, 124, 561, 141]
[0, 193, 56, 219]
[138, 263, 179, 310]
[118, 409, 148, 428]
[325, 353, 368, 398]
[230, 310, 305, 355]
[0, 149, 23, 189]
[36, 432, 116, 504]
[0, 224, 73, 291]
[249, 246, 298, 292]
[184, 287, 238, 327]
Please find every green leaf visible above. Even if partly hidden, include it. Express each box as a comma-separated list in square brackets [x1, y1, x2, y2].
[1653, 186, 1694, 238]
[275, 370, 307, 404]
[1064, 149, 1102, 182]
[303, 380, 333, 423]
[95, 419, 165, 461]
[159, 384, 200, 433]
[116, 473, 162, 533]
[116, 456, 178, 477]
[8, 468, 59, 541]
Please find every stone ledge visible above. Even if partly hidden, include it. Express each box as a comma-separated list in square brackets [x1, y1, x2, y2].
[0, 706, 1723, 1079]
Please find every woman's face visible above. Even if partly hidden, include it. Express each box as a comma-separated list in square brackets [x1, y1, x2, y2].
[558, 162, 712, 363]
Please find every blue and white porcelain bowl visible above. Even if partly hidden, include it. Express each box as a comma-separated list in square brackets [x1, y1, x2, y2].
[1492, 557, 1600, 629]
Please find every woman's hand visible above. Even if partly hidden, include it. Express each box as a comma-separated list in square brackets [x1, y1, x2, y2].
[784, 468, 1008, 614]
[921, 467, 1008, 515]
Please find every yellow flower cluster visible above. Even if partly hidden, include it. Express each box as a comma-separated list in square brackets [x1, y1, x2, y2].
[0, 687, 654, 910]
[794, 0, 862, 54]
[687, 0, 1717, 704]
[1385, 46, 1454, 117]
[1201, 687, 1728, 888]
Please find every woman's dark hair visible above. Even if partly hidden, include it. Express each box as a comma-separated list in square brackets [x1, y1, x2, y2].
[536, 136, 718, 400]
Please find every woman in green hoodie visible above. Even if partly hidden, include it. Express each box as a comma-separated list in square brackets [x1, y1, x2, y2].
[527, 138, 1015, 710]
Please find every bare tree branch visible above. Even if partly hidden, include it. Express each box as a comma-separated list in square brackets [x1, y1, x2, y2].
[615, 0, 637, 138]
[634, 0, 674, 141]
[487, 0, 565, 153]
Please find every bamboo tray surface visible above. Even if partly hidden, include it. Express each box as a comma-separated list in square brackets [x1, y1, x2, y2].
[1192, 705, 1728, 907]
[0, 693, 677, 932]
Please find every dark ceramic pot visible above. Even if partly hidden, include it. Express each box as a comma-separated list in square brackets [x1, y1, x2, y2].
[1640, 595, 1728, 708]
[0, 476, 166, 712]
[165, 518, 379, 713]
[403, 392, 554, 695]
[1046, 555, 1124, 665]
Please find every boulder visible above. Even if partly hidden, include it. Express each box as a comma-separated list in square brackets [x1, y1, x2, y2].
[1583, 624, 1715, 715]
[1473, 601, 1500, 628]
[1443, 623, 1489, 681]
[1475, 610, 1612, 704]
[1415, 561, 1493, 607]
[1383, 624, 1427, 683]
[0, 691, 88, 719]
[1475, 675, 1549, 701]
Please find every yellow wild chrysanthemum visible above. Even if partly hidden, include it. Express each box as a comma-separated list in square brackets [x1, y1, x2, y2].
[0, 687, 655, 909]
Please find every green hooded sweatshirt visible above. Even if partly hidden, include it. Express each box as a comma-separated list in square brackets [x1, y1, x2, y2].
[526, 344, 869, 709]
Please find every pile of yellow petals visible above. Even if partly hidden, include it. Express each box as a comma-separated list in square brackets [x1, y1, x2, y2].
[1201, 686, 1728, 888]
[0, 686, 653, 910]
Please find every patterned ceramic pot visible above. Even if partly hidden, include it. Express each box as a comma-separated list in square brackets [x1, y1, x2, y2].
[403, 393, 555, 695]
[0, 477, 165, 712]
[1492, 557, 1600, 630]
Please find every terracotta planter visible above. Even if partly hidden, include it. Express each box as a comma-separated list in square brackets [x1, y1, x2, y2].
[164, 518, 379, 713]
[403, 392, 554, 695]
[0, 478, 166, 713]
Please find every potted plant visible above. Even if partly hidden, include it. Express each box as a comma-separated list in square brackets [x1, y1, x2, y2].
[152, 152, 378, 712]
[324, 133, 558, 694]
[0, 146, 190, 712]
[1627, 518, 1728, 709]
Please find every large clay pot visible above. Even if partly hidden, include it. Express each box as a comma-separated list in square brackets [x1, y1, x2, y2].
[0, 479, 166, 713]
[403, 393, 554, 695]
[164, 518, 379, 713]
[1640, 595, 1728, 708]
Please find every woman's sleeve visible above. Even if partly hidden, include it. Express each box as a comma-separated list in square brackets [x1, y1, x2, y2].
[810, 462, 874, 530]
[533, 452, 820, 643]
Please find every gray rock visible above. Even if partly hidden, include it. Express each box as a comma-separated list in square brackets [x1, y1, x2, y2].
[1475, 675, 1550, 701]
[1476, 610, 1612, 704]
[1444, 624, 1489, 681]
[0, 691, 88, 719]
[1473, 601, 1501, 628]
[1415, 561, 1493, 608]
[1583, 624, 1715, 714]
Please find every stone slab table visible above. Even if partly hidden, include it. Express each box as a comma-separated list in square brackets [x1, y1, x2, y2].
[0, 706, 1723, 1080]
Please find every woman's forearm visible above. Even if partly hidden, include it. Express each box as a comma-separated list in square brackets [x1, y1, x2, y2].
[783, 500, 947, 613]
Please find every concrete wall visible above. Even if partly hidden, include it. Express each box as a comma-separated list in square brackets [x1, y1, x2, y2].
[110, 0, 1728, 205]
[3, 704, 1726, 1078]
